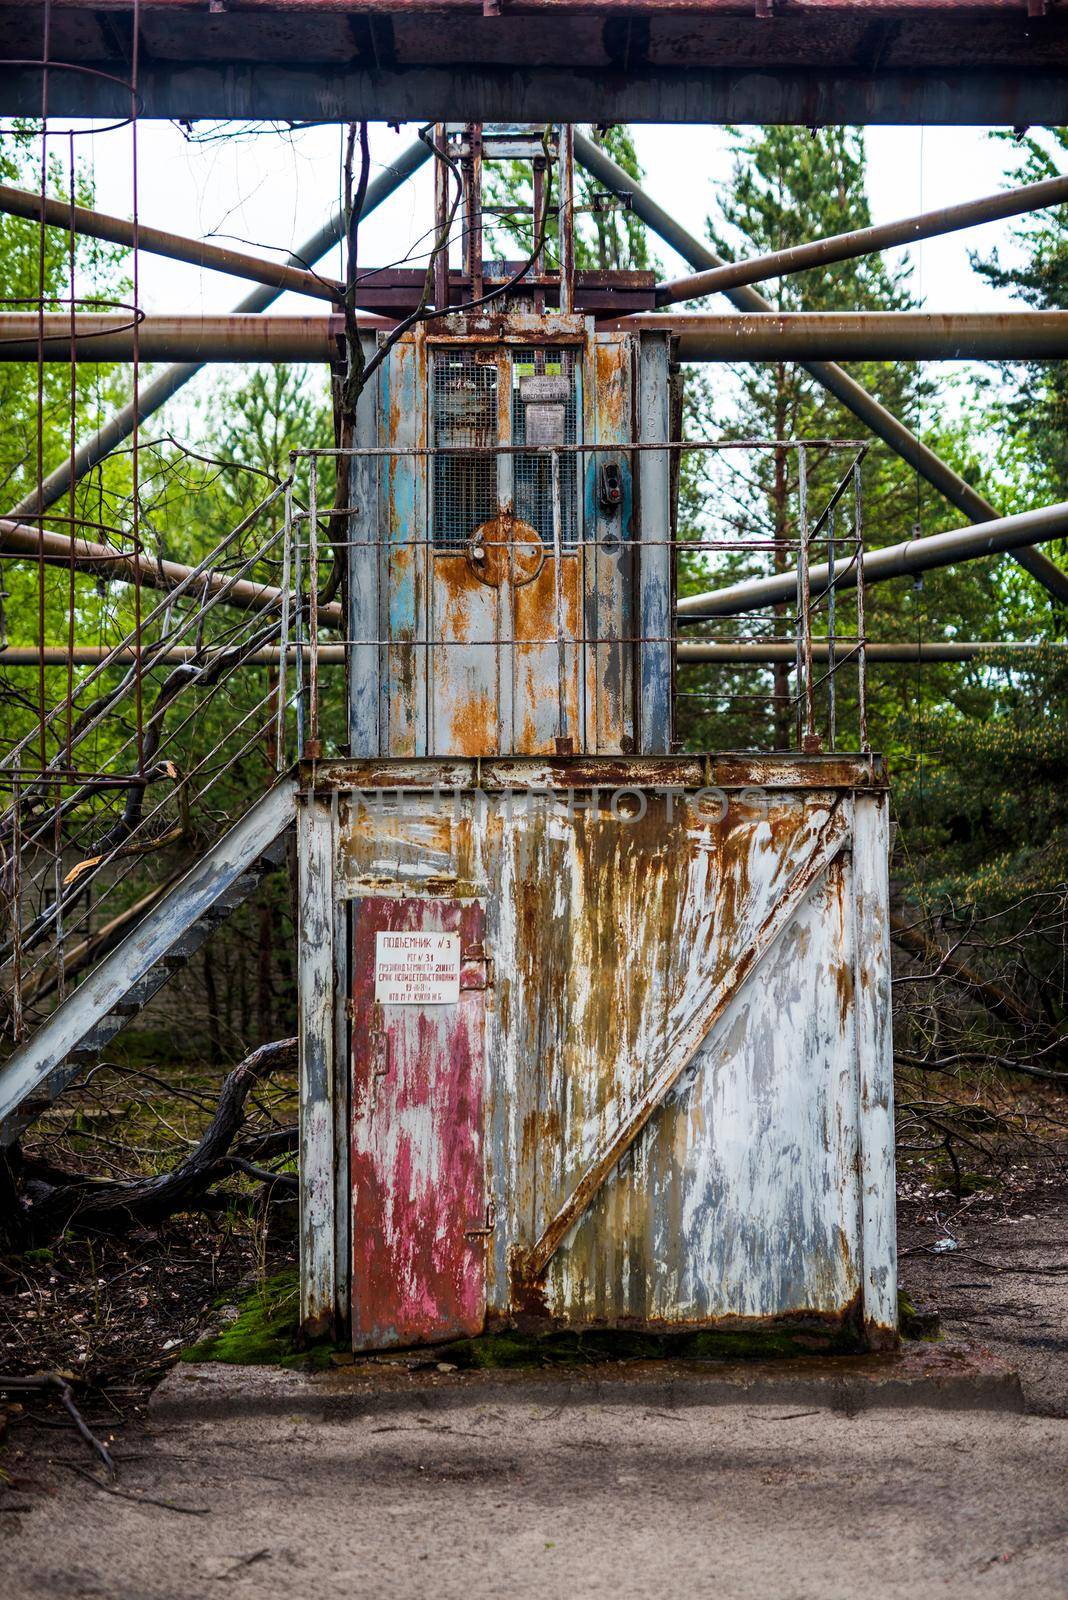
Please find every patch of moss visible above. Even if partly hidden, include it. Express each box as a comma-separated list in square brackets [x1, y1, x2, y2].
[183, 1267, 340, 1369]
[435, 1317, 864, 1370]
[21, 1247, 54, 1265]
[898, 1291, 941, 1342]
[184, 1276, 867, 1371]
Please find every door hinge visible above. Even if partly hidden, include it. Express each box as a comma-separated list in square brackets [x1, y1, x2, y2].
[460, 942, 494, 991]
[464, 1199, 496, 1239]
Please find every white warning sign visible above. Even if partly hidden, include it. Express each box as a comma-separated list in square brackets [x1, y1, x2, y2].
[374, 931, 461, 1005]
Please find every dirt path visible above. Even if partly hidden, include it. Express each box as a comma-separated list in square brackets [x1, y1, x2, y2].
[3, 1366, 1068, 1600]
[898, 1187, 1068, 1416]
[4, 1193, 1068, 1600]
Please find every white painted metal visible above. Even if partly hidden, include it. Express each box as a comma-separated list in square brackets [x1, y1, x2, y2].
[297, 791, 338, 1335]
[853, 790, 898, 1344]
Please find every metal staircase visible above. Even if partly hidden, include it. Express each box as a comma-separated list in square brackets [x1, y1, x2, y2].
[0, 485, 311, 1144]
[0, 778, 296, 1143]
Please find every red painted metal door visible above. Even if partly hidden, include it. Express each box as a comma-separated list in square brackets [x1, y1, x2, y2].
[350, 896, 488, 1350]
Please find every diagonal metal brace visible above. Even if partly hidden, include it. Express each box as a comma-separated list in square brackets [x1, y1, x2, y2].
[525, 797, 852, 1279]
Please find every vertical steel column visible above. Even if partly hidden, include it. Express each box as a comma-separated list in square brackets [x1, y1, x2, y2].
[827, 503, 837, 750]
[433, 124, 450, 312]
[558, 124, 575, 315]
[852, 790, 897, 1345]
[551, 449, 567, 745]
[308, 465, 320, 759]
[854, 462, 868, 753]
[796, 446, 814, 750]
[277, 485, 293, 772]
[294, 509, 305, 760]
[298, 791, 338, 1340]
[463, 123, 484, 303]
[348, 335, 383, 758]
[637, 334, 672, 753]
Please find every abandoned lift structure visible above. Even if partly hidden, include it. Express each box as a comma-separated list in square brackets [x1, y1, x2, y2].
[297, 126, 895, 1351]
[0, 121, 898, 1354]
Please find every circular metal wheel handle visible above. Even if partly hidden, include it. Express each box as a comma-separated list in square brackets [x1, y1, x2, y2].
[466, 512, 545, 589]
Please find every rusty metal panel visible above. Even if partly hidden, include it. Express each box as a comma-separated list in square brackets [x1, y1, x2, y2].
[637, 332, 672, 754]
[358, 323, 659, 760]
[350, 894, 488, 1349]
[584, 334, 635, 754]
[331, 767, 895, 1343]
[382, 331, 429, 757]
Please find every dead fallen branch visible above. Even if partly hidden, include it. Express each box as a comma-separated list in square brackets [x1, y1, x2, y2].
[0, 1372, 115, 1476]
[13, 1037, 297, 1241]
[896, 1050, 1068, 1089]
[61, 1460, 211, 1514]
[890, 909, 1045, 1035]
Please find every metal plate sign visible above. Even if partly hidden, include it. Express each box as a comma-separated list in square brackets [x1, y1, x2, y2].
[519, 374, 570, 404]
[374, 930, 460, 1004]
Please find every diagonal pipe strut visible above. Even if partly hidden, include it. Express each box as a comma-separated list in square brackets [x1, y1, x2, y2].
[573, 130, 1068, 607]
[6, 135, 431, 522]
[656, 172, 1068, 307]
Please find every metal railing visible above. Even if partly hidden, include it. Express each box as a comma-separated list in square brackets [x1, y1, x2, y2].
[0, 487, 303, 1048]
[286, 436, 870, 759]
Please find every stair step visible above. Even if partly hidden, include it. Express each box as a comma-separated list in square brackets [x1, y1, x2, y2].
[1, 782, 296, 1143]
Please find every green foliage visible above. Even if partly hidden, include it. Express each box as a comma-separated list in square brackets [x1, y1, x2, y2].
[0, 126, 135, 758]
[676, 125, 1064, 757]
[894, 646, 1068, 912]
[972, 128, 1068, 510]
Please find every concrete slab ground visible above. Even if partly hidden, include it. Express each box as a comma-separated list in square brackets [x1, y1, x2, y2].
[5, 1344, 1068, 1600]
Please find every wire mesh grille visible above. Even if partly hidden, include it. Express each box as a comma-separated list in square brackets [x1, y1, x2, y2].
[511, 347, 579, 550]
[431, 349, 499, 550]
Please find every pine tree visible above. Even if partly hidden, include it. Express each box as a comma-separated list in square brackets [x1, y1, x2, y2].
[972, 128, 1068, 507]
[676, 126, 1048, 755]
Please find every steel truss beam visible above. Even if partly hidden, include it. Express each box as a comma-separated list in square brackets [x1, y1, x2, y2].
[0, 183, 345, 303]
[0, 66, 1066, 129]
[677, 499, 1068, 618]
[2, 641, 1063, 669]
[677, 641, 1068, 665]
[0, 516, 344, 626]
[573, 131, 1068, 607]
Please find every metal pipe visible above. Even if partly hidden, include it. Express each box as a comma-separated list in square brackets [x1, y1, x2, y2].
[0, 515, 343, 625]
[656, 173, 1068, 306]
[4, 640, 1063, 669]
[9, 310, 1068, 365]
[6, 136, 432, 520]
[0, 312, 353, 362]
[677, 498, 1068, 618]
[661, 313, 1068, 362]
[572, 130, 1068, 606]
[677, 640, 1068, 665]
[0, 182, 345, 302]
